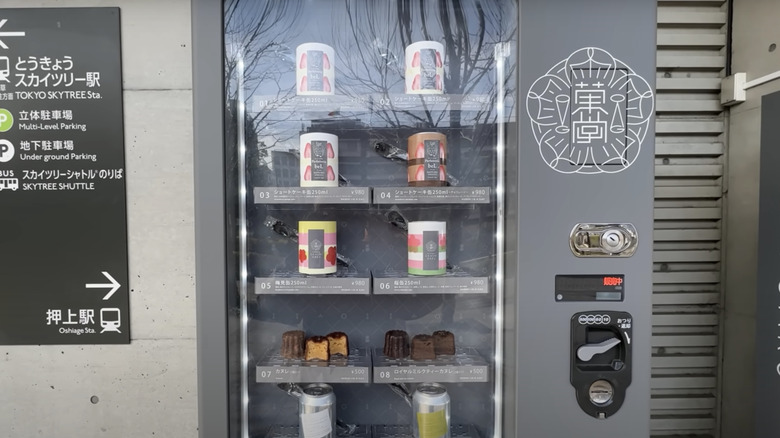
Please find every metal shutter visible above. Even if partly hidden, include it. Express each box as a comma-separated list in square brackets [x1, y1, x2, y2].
[652, 0, 726, 436]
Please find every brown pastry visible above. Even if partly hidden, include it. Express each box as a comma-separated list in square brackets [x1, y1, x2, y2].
[281, 330, 305, 359]
[326, 331, 349, 357]
[411, 334, 435, 360]
[305, 336, 330, 361]
[383, 330, 410, 359]
[432, 330, 455, 355]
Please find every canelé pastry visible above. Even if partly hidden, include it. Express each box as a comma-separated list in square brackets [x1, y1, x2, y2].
[432, 330, 455, 355]
[305, 336, 330, 361]
[281, 330, 305, 359]
[326, 331, 349, 357]
[383, 330, 410, 359]
[411, 334, 436, 360]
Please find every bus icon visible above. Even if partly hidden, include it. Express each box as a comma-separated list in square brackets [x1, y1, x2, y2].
[0, 177, 18, 191]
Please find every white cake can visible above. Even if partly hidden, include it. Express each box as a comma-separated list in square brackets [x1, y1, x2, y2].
[296, 43, 335, 95]
[300, 132, 338, 187]
[405, 41, 444, 94]
[408, 221, 446, 276]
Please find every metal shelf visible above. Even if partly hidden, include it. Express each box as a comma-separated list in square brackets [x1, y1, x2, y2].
[372, 348, 489, 383]
[373, 424, 480, 438]
[255, 270, 371, 295]
[373, 187, 490, 204]
[256, 348, 371, 384]
[372, 272, 489, 295]
[250, 93, 493, 114]
[265, 424, 371, 438]
[253, 187, 371, 205]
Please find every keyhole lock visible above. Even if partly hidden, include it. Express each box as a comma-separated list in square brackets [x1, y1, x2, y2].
[570, 223, 638, 257]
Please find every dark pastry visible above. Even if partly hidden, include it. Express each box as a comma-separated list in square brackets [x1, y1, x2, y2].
[305, 336, 330, 361]
[326, 331, 349, 357]
[433, 330, 455, 355]
[281, 330, 305, 359]
[411, 334, 435, 360]
[383, 330, 410, 359]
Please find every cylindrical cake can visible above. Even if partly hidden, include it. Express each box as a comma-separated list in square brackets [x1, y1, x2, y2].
[299, 383, 336, 438]
[407, 132, 446, 187]
[412, 383, 451, 438]
[300, 133, 338, 187]
[296, 43, 335, 95]
[298, 221, 337, 275]
[408, 221, 446, 276]
[405, 41, 444, 94]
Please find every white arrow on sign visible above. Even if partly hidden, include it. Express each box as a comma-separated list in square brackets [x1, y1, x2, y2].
[0, 19, 26, 50]
[86, 271, 121, 300]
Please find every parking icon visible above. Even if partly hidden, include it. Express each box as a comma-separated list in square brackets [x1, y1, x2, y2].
[0, 139, 14, 162]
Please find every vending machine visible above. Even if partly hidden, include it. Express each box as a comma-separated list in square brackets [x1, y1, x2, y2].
[193, 0, 656, 437]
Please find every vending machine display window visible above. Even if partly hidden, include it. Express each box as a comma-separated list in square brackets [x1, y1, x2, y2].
[222, 1, 517, 437]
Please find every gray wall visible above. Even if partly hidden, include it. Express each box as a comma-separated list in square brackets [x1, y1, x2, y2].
[722, 0, 780, 436]
[0, 1, 197, 437]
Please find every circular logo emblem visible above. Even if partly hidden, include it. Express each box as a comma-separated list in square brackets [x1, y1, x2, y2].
[526, 47, 654, 174]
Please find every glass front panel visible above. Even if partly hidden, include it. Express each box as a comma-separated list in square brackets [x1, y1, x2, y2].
[224, 1, 517, 436]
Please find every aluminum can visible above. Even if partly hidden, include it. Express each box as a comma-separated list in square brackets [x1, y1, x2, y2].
[412, 383, 451, 438]
[299, 383, 336, 438]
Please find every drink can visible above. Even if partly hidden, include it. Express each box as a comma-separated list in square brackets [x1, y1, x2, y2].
[299, 383, 336, 438]
[298, 221, 337, 275]
[412, 383, 451, 438]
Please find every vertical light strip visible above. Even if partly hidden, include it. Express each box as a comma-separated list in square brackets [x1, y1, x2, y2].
[236, 55, 250, 438]
[493, 41, 509, 438]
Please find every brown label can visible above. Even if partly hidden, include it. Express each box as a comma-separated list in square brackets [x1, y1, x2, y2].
[407, 132, 446, 187]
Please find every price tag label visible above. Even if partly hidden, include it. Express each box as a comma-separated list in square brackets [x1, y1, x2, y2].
[373, 276, 489, 294]
[372, 187, 490, 204]
[253, 187, 370, 204]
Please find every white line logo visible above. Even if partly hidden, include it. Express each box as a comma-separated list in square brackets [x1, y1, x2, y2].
[527, 47, 654, 174]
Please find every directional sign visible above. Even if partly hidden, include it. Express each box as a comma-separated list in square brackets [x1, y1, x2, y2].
[0, 8, 128, 345]
[85, 271, 122, 300]
[0, 19, 26, 49]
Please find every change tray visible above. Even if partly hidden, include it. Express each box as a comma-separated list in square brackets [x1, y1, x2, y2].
[372, 424, 480, 438]
[257, 348, 371, 383]
[265, 424, 371, 438]
[372, 271, 489, 295]
[372, 348, 489, 383]
[255, 269, 371, 295]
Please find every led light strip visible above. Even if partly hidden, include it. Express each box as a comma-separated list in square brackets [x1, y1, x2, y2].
[236, 55, 250, 438]
[493, 40, 510, 437]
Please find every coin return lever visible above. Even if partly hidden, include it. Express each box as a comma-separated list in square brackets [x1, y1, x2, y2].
[570, 223, 638, 257]
[571, 311, 633, 419]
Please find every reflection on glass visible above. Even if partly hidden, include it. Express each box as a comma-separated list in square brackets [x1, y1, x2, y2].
[225, 0, 516, 436]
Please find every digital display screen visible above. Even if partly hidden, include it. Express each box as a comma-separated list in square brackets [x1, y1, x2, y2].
[555, 274, 625, 302]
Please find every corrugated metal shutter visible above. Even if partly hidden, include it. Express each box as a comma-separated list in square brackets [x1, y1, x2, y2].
[653, 0, 726, 436]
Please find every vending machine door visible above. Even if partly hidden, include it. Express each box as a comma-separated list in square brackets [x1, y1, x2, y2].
[195, 0, 519, 437]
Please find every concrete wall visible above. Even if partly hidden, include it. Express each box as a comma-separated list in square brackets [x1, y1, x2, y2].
[0, 1, 197, 437]
[722, 0, 780, 436]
